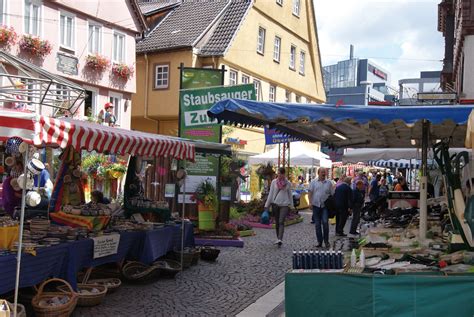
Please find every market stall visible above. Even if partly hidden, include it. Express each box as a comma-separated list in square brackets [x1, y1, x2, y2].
[208, 99, 474, 316]
[0, 108, 205, 314]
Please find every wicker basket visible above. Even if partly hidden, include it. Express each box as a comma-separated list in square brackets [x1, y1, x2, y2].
[86, 278, 122, 293]
[121, 261, 160, 284]
[31, 278, 78, 317]
[200, 246, 220, 262]
[152, 259, 181, 278]
[172, 249, 195, 268]
[7, 301, 27, 317]
[58, 284, 107, 307]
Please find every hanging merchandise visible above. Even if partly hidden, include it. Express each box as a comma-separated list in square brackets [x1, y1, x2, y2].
[17, 173, 33, 190]
[25, 191, 41, 207]
[5, 137, 23, 155]
[27, 158, 45, 175]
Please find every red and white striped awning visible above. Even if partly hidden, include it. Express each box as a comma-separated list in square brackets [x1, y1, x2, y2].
[0, 109, 195, 161]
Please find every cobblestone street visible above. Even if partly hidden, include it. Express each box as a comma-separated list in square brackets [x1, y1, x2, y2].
[74, 211, 336, 317]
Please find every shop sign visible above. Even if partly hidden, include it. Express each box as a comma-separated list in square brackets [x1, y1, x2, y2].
[264, 128, 299, 145]
[56, 52, 78, 75]
[221, 186, 231, 201]
[92, 234, 120, 259]
[165, 184, 175, 198]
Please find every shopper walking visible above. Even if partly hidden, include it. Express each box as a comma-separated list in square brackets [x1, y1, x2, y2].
[308, 168, 334, 248]
[265, 167, 293, 246]
[350, 180, 365, 236]
[369, 174, 382, 202]
[334, 176, 353, 236]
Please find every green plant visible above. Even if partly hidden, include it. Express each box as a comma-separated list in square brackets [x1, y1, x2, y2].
[193, 179, 217, 208]
[229, 206, 242, 220]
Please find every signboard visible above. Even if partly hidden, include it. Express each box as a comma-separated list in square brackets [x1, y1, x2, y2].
[221, 186, 231, 201]
[388, 191, 420, 209]
[92, 234, 120, 259]
[177, 194, 195, 204]
[417, 93, 457, 101]
[56, 53, 78, 75]
[165, 184, 175, 198]
[179, 83, 255, 142]
[264, 128, 299, 145]
[181, 175, 217, 193]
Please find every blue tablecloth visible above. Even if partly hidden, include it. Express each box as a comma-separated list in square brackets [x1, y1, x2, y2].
[0, 223, 194, 295]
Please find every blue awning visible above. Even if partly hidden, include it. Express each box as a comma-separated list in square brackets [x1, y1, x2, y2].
[208, 99, 474, 148]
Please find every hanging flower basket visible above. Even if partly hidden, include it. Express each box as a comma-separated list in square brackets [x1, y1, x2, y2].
[111, 63, 134, 80]
[19, 34, 52, 58]
[85, 54, 110, 72]
[0, 25, 17, 46]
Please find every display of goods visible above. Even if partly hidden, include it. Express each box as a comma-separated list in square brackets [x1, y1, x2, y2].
[292, 250, 344, 270]
[31, 278, 78, 317]
[0, 217, 18, 227]
[152, 260, 181, 278]
[86, 278, 121, 293]
[200, 246, 220, 262]
[121, 261, 160, 284]
[29, 219, 50, 233]
[58, 284, 106, 307]
[7, 301, 26, 317]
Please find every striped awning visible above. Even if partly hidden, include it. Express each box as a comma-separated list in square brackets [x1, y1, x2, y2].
[368, 159, 420, 169]
[0, 109, 196, 161]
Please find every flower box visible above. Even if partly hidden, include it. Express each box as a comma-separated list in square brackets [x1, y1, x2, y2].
[85, 54, 110, 72]
[111, 63, 134, 80]
[19, 35, 52, 58]
[0, 25, 17, 46]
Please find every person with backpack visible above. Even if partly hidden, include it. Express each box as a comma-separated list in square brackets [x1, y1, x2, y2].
[265, 167, 294, 246]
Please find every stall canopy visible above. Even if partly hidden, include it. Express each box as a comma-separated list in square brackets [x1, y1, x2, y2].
[208, 99, 474, 148]
[0, 108, 199, 161]
[343, 147, 471, 163]
[248, 142, 331, 167]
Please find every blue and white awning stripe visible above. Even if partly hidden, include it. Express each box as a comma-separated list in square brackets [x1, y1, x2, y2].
[368, 160, 420, 169]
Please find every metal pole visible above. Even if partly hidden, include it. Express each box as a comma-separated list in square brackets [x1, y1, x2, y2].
[419, 120, 430, 241]
[180, 162, 186, 271]
[13, 146, 29, 317]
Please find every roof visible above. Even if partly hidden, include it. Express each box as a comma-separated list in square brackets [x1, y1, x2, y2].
[129, 0, 149, 32]
[198, 0, 252, 56]
[136, 0, 230, 53]
[207, 98, 474, 148]
[138, 0, 181, 16]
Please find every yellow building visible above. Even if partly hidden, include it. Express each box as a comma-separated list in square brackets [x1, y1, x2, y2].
[132, 0, 326, 155]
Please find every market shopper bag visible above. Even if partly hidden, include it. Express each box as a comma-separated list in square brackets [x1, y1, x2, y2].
[32, 278, 78, 317]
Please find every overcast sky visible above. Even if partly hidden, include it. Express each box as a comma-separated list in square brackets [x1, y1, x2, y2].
[314, 0, 444, 87]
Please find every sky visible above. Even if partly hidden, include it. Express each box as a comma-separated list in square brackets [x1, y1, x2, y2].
[313, 0, 444, 88]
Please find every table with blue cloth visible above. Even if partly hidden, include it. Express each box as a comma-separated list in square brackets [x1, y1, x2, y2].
[0, 223, 194, 295]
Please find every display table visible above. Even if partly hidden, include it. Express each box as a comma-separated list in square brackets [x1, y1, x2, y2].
[0, 224, 194, 295]
[285, 272, 474, 317]
[50, 212, 111, 231]
[0, 226, 19, 249]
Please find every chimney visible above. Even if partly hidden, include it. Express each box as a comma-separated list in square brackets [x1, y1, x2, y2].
[350, 45, 354, 60]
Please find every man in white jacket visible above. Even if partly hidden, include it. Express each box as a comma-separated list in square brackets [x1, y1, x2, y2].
[265, 167, 294, 246]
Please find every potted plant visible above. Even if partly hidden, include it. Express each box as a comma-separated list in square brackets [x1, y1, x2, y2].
[109, 161, 127, 179]
[19, 34, 52, 58]
[85, 54, 110, 72]
[192, 179, 217, 231]
[111, 63, 134, 80]
[0, 25, 17, 47]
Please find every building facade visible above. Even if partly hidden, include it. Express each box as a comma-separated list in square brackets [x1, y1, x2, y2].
[132, 0, 326, 153]
[438, 0, 474, 100]
[0, 0, 146, 128]
[398, 71, 442, 105]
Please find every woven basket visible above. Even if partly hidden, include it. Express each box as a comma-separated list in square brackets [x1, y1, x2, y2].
[7, 301, 27, 317]
[121, 261, 160, 284]
[152, 259, 181, 278]
[31, 278, 78, 317]
[86, 278, 122, 293]
[58, 284, 107, 307]
[200, 246, 220, 262]
[172, 249, 194, 268]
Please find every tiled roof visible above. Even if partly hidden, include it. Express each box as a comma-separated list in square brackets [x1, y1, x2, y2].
[136, 0, 230, 53]
[138, 0, 181, 15]
[199, 0, 252, 56]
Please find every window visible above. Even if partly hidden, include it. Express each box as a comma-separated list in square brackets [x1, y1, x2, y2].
[276, 0, 283, 5]
[257, 27, 265, 54]
[273, 36, 281, 62]
[299, 51, 305, 75]
[229, 70, 238, 86]
[113, 31, 125, 63]
[295, 95, 301, 103]
[109, 92, 122, 126]
[290, 45, 296, 70]
[292, 0, 300, 16]
[88, 22, 102, 54]
[154, 64, 169, 89]
[285, 90, 291, 103]
[241, 74, 250, 84]
[0, 0, 6, 25]
[24, 0, 41, 36]
[269, 85, 276, 102]
[60, 12, 75, 50]
[83, 87, 98, 118]
[254, 79, 261, 101]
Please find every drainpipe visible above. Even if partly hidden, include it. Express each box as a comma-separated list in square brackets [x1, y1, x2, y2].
[143, 53, 159, 131]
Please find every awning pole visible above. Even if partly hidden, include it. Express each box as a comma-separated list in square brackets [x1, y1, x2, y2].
[13, 145, 29, 317]
[180, 161, 186, 271]
[419, 120, 430, 241]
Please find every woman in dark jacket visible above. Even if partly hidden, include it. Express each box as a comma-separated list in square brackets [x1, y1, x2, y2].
[350, 180, 365, 235]
[334, 177, 353, 236]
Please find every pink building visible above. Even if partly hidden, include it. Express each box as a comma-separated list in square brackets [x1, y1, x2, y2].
[0, 0, 146, 129]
